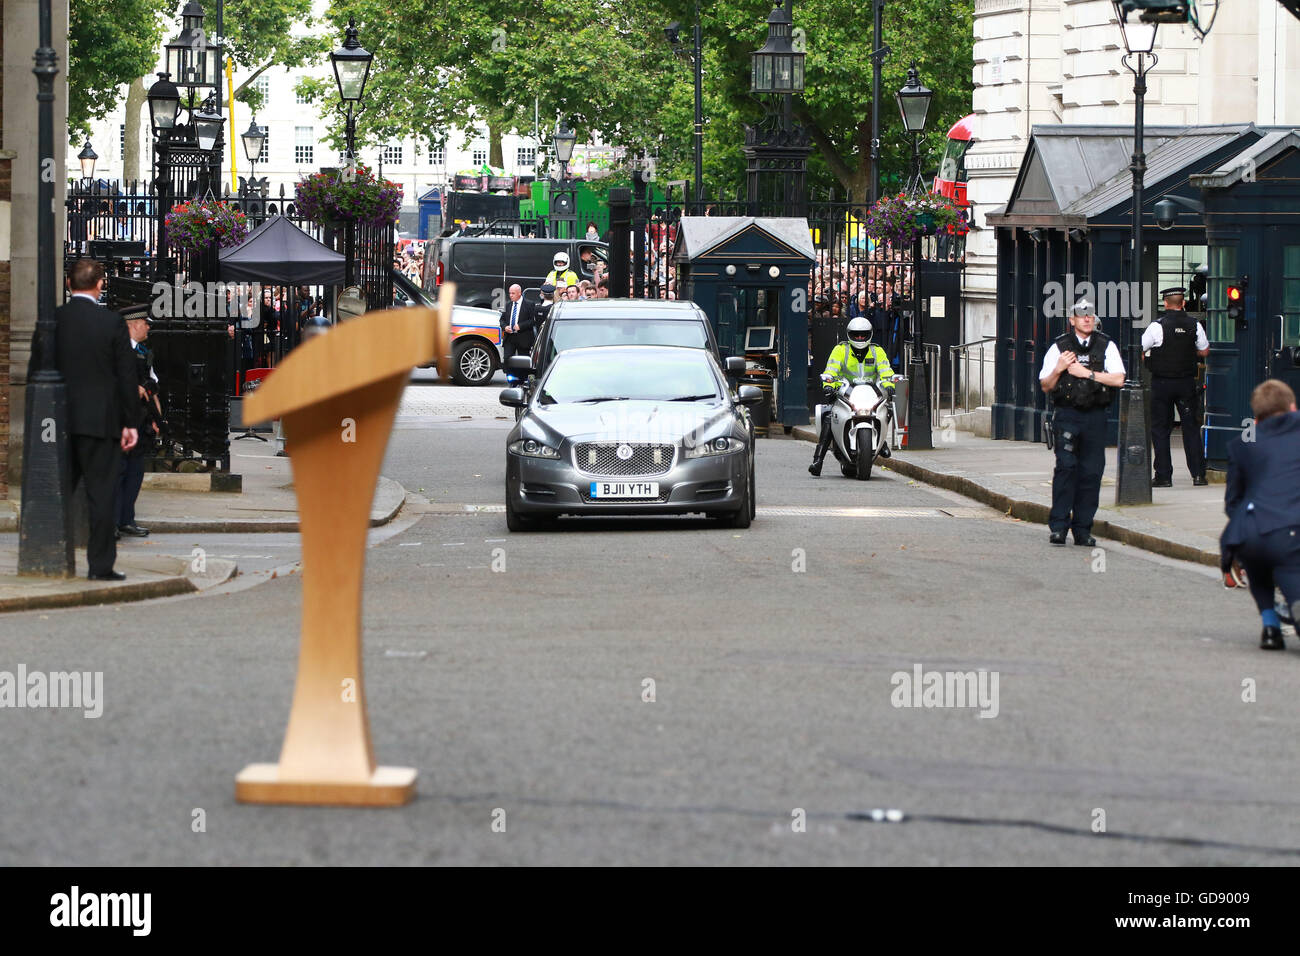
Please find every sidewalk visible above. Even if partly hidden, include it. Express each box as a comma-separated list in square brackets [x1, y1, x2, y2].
[0, 439, 408, 611]
[792, 424, 1225, 566]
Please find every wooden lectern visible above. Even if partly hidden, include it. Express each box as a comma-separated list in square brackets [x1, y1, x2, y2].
[235, 287, 453, 807]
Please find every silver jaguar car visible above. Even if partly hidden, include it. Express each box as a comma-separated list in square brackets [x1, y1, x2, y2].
[499, 346, 765, 530]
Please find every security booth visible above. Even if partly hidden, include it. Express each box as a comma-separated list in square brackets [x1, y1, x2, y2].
[1189, 129, 1300, 468]
[986, 123, 1264, 445]
[417, 186, 442, 240]
[673, 217, 815, 429]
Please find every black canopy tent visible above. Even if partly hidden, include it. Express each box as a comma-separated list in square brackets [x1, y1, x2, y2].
[219, 215, 347, 382]
[219, 214, 346, 284]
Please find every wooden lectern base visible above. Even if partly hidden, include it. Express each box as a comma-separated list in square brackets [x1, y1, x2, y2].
[235, 763, 417, 807]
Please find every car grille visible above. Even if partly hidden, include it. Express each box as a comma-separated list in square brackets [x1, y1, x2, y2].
[573, 442, 674, 477]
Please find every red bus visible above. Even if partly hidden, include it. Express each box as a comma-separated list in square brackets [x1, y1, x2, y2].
[933, 114, 974, 206]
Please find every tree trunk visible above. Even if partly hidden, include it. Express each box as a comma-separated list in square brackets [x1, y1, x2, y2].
[488, 120, 503, 170]
[123, 77, 146, 184]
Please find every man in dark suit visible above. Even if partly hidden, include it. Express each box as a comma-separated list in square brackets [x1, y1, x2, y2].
[50, 259, 140, 580]
[500, 283, 537, 384]
[1222, 379, 1300, 650]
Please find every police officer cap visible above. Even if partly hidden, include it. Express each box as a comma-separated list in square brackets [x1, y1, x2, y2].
[1160, 286, 1186, 298]
[540, 283, 556, 295]
[304, 315, 331, 328]
[1071, 298, 1095, 316]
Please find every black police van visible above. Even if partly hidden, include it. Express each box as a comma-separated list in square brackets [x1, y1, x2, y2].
[424, 236, 608, 309]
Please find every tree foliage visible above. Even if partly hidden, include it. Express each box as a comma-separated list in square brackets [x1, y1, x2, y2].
[68, 0, 172, 140]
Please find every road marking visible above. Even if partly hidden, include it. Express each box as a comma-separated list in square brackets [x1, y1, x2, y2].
[442, 542, 465, 547]
[759, 506, 955, 518]
[398, 542, 423, 546]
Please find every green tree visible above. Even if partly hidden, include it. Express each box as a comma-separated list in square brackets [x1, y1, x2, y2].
[68, 0, 172, 142]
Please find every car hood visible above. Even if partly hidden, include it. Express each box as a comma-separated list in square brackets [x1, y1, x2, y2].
[522, 399, 732, 445]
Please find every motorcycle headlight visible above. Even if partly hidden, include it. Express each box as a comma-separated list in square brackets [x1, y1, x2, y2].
[685, 435, 740, 458]
[509, 438, 561, 459]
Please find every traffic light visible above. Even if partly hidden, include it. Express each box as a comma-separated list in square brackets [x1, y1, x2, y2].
[1226, 276, 1248, 323]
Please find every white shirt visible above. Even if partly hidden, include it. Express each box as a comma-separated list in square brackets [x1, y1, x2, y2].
[70, 291, 100, 303]
[1140, 315, 1209, 352]
[1039, 335, 1126, 380]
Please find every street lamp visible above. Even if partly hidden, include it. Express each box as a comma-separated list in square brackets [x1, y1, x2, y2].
[745, 1, 811, 216]
[147, 72, 181, 135]
[192, 94, 223, 152]
[77, 140, 97, 183]
[1112, 0, 1158, 505]
[165, 1, 220, 93]
[665, 1, 705, 210]
[897, 63, 934, 450]
[331, 17, 373, 159]
[240, 118, 266, 174]
[550, 121, 578, 239]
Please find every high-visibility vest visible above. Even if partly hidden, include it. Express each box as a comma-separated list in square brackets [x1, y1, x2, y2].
[823, 343, 894, 384]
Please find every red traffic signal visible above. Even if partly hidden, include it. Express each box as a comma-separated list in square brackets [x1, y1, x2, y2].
[1226, 285, 1243, 302]
[1227, 276, 1248, 321]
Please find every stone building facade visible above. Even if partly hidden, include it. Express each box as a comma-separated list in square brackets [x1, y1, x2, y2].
[963, 0, 1300, 384]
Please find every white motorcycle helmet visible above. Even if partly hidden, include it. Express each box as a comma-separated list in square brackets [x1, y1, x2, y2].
[553, 250, 570, 270]
[847, 316, 873, 357]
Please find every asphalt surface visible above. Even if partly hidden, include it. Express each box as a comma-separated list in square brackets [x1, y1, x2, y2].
[3, 382, 1299, 865]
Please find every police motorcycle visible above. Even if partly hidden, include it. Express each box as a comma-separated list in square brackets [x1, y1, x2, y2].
[811, 317, 896, 480]
[816, 376, 895, 480]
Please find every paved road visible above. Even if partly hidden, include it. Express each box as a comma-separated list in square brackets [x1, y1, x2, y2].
[3, 383, 1298, 865]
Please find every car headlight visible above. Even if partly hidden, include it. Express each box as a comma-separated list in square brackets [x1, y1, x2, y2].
[684, 435, 741, 458]
[509, 439, 561, 459]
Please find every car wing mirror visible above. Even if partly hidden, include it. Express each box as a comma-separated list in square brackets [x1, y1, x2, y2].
[499, 387, 527, 408]
[725, 356, 747, 376]
[736, 385, 765, 407]
[505, 355, 533, 375]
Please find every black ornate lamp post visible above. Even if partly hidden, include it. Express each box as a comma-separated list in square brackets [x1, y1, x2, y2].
[331, 17, 373, 162]
[239, 117, 267, 223]
[19, 0, 73, 575]
[664, 2, 705, 211]
[1113, 0, 1158, 506]
[331, 17, 373, 285]
[550, 120, 578, 239]
[896, 63, 934, 449]
[76, 141, 98, 184]
[745, 1, 810, 217]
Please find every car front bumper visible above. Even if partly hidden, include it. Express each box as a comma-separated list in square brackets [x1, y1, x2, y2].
[507, 448, 747, 517]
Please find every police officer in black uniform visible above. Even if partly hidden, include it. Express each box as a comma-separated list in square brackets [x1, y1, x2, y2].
[1142, 286, 1210, 487]
[1039, 299, 1127, 545]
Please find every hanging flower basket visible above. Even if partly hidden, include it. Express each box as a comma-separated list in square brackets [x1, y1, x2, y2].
[164, 199, 249, 255]
[295, 164, 403, 229]
[864, 192, 970, 248]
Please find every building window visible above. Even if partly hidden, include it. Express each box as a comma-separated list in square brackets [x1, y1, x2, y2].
[295, 88, 310, 105]
[294, 126, 313, 165]
[516, 146, 536, 168]
[428, 145, 444, 166]
[382, 144, 403, 166]
[1157, 244, 1208, 315]
[472, 148, 488, 167]
[254, 75, 270, 101]
[1207, 245, 1238, 343]
[120, 124, 126, 159]
[258, 129, 269, 162]
[1284, 246, 1300, 347]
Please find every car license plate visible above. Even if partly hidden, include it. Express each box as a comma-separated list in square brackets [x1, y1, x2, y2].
[589, 481, 659, 498]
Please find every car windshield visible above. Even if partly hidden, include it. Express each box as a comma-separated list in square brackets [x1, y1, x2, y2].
[550, 319, 708, 360]
[538, 350, 720, 405]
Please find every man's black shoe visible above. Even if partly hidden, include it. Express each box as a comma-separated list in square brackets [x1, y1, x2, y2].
[1261, 625, 1285, 651]
[1192, 474, 1209, 487]
[117, 524, 149, 537]
[1074, 534, 1097, 547]
[808, 461, 822, 477]
[88, 571, 126, 582]
[1049, 531, 1067, 545]
[1152, 477, 1172, 488]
